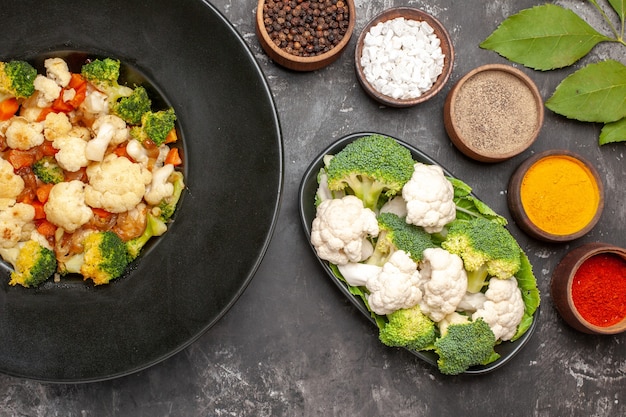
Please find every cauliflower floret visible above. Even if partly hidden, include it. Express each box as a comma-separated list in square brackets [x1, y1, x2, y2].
[366, 250, 422, 315]
[472, 277, 525, 341]
[33, 74, 62, 107]
[44, 57, 72, 88]
[310, 195, 379, 265]
[418, 247, 468, 322]
[53, 135, 89, 172]
[337, 262, 383, 287]
[456, 291, 487, 313]
[85, 122, 115, 162]
[4, 117, 45, 150]
[0, 203, 36, 248]
[144, 164, 175, 205]
[80, 89, 108, 115]
[44, 181, 93, 233]
[0, 159, 25, 208]
[43, 112, 73, 141]
[402, 163, 456, 233]
[69, 125, 92, 141]
[126, 139, 149, 166]
[84, 154, 152, 213]
[92, 114, 130, 146]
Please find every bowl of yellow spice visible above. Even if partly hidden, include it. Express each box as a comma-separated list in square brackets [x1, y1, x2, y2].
[507, 150, 604, 242]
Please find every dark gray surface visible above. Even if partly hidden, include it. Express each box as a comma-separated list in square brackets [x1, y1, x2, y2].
[1, 0, 624, 415]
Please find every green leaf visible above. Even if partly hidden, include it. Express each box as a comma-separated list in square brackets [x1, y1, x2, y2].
[599, 117, 626, 144]
[608, 0, 625, 24]
[480, 4, 611, 70]
[546, 60, 626, 123]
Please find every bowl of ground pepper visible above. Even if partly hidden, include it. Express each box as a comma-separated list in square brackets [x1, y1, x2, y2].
[444, 64, 543, 162]
[256, 0, 355, 71]
[551, 242, 626, 335]
[507, 150, 604, 243]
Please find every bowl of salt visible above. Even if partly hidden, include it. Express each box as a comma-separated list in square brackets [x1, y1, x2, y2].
[354, 7, 454, 108]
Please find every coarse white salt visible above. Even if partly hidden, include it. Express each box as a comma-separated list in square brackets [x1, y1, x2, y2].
[360, 17, 445, 100]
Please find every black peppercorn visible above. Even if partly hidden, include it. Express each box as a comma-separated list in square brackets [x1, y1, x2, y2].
[263, 0, 350, 57]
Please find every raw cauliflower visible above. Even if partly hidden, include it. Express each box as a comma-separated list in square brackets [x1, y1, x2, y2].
[402, 163, 456, 233]
[84, 154, 152, 213]
[4, 117, 45, 150]
[144, 164, 175, 205]
[44, 180, 93, 233]
[0, 203, 35, 248]
[44, 57, 72, 88]
[418, 247, 468, 322]
[43, 112, 73, 141]
[92, 114, 130, 146]
[0, 159, 25, 208]
[472, 277, 525, 341]
[366, 250, 422, 315]
[310, 195, 379, 265]
[53, 135, 89, 172]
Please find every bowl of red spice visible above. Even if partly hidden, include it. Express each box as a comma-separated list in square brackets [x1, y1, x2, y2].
[551, 242, 626, 335]
[444, 64, 543, 162]
[256, 0, 355, 71]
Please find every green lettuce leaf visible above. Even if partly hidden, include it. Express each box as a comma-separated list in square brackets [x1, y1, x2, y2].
[480, 4, 610, 70]
[546, 60, 626, 123]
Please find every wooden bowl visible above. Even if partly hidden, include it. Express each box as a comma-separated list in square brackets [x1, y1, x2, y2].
[507, 150, 604, 243]
[551, 243, 626, 335]
[255, 0, 356, 71]
[354, 7, 454, 108]
[444, 64, 543, 162]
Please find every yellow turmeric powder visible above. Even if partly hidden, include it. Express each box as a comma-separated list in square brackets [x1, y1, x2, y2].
[520, 155, 600, 235]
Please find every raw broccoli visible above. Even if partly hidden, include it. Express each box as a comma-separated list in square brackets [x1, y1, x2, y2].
[62, 231, 129, 285]
[0, 60, 37, 102]
[434, 314, 499, 375]
[156, 171, 185, 221]
[379, 304, 436, 351]
[367, 212, 435, 266]
[325, 134, 415, 211]
[441, 216, 522, 293]
[32, 156, 65, 184]
[126, 212, 168, 261]
[130, 108, 177, 146]
[0, 240, 57, 287]
[111, 85, 152, 125]
[80, 57, 133, 103]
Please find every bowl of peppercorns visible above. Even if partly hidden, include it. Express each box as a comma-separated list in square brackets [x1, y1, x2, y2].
[551, 242, 626, 335]
[256, 0, 355, 71]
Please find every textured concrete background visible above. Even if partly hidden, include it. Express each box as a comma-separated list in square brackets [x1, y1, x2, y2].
[1, 0, 625, 416]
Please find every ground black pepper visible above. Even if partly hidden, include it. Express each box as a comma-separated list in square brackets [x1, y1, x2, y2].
[263, 0, 350, 57]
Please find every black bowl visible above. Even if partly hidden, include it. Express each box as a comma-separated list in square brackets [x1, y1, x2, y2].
[0, 0, 283, 382]
[298, 132, 539, 375]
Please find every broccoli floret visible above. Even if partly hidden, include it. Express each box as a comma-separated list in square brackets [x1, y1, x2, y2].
[379, 304, 436, 351]
[156, 171, 185, 221]
[434, 314, 499, 375]
[0, 240, 57, 287]
[130, 108, 177, 146]
[367, 212, 435, 266]
[326, 135, 415, 211]
[441, 217, 522, 293]
[110, 85, 152, 125]
[126, 212, 168, 261]
[62, 231, 129, 285]
[32, 156, 65, 184]
[80, 58, 133, 103]
[0, 60, 37, 102]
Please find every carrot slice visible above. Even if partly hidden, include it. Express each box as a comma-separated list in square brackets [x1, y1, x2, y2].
[92, 207, 113, 219]
[30, 201, 46, 220]
[0, 98, 19, 121]
[6, 149, 36, 170]
[164, 148, 182, 166]
[36, 183, 54, 203]
[36, 219, 57, 238]
[164, 128, 178, 144]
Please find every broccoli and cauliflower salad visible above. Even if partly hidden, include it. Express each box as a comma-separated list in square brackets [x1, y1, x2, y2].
[310, 134, 540, 375]
[0, 57, 184, 287]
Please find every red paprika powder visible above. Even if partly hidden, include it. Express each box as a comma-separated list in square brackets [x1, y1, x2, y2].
[571, 253, 626, 327]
